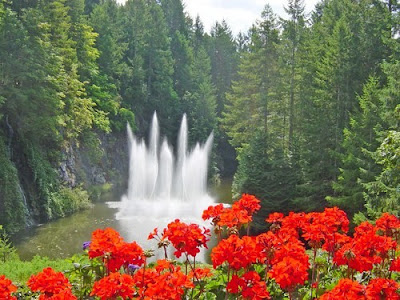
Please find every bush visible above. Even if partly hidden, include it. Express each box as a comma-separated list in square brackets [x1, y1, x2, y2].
[50, 186, 92, 217]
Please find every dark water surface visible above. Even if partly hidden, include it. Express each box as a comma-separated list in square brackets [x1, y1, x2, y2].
[12, 180, 232, 260]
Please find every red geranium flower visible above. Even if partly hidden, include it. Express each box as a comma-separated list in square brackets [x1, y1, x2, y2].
[88, 227, 123, 259]
[302, 208, 349, 249]
[375, 213, 400, 237]
[132, 259, 194, 300]
[227, 272, 270, 299]
[0, 275, 17, 300]
[366, 278, 399, 300]
[162, 219, 210, 258]
[232, 194, 261, 216]
[91, 272, 136, 300]
[319, 279, 366, 300]
[390, 258, 400, 272]
[334, 230, 396, 272]
[279, 212, 307, 238]
[211, 235, 259, 270]
[218, 206, 252, 228]
[88, 227, 144, 271]
[268, 256, 309, 291]
[189, 267, 213, 280]
[265, 212, 285, 224]
[27, 267, 76, 300]
[202, 203, 225, 225]
[322, 232, 351, 254]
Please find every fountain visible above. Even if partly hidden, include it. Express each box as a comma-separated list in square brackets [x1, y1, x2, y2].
[109, 112, 215, 257]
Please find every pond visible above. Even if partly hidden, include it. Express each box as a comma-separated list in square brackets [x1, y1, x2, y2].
[12, 180, 232, 261]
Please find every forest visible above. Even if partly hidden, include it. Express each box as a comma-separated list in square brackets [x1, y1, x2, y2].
[0, 0, 400, 234]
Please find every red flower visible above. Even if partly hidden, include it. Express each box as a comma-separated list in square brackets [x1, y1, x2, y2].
[268, 256, 309, 291]
[203, 194, 260, 229]
[91, 272, 136, 300]
[322, 232, 351, 254]
[27, 267, 76, 300]
[232, 194, 261, 216]
[319, 279, 366, 300]
[162, 219, 210, 258]
[227, 272, 270, 299]
[132, 259, 194, 300]
[189, 268, 213, 280]
[227, 275, 242, 294]
[211, 235, 259, 270]
[147, 227, 159, 240]
[218, 206, 252, 228]
[202, 203, 224, 224]
[0, 275, 17, 300]
[255, 231, 279, 263]
[241, 271, 270, 300]
[117, 241, 144, 268]
[302, 208, 349, 249]
[375, 213, 400, 237]
[265, 212, 285, 224]
[366, 278, 399, 300]
[354, 221, 375, 237]
[390, 258, 400, 272]
[334, 231, 396, 272]
[323, 207, 349, 233]
[88, 227, 124, 259]
[88, 227, 144, 271]
[278, 212, 307, 239]
[41, 289, 77, 300]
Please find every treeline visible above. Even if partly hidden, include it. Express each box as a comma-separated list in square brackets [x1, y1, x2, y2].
[224, 0, 400, 229]
[1, 0, 399, 233]
[0, 0, 238, 232]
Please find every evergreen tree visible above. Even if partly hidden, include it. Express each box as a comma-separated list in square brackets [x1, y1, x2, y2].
[233, 131, 298, 231]
[208, 21, 239, 177]
[295, 0, 392, 210]
[280, 0, 307, 151]
[222, 5, 280, 150]
[362, 61, 400, 218]
[184, 47, 217, 144]
[160, 0, 193, 100]
[327, 78, 384, 215]
[209, 20, 238, 116]
[121, 0, 178, 136]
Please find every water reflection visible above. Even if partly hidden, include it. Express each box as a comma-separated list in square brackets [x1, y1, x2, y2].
[12, 180, 232, 261]
[12, 203, 119, 260]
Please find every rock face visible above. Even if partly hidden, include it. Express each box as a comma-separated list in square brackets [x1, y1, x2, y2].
[91, 166, 106, 185]
[58, 133, 129, 190]
[59, 145, 77, 187]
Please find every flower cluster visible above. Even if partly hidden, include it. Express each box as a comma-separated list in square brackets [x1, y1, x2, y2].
[0, 275, 17, 300]
[203, 193, 260, 229]
[2, 194, 400, 300]
[132, 259, 194, 299]
[227, 271, 270, 299]
[90, 272, 136, 300]
[88, 227, 144, 272]
[160, 219, 210, 258]
[27, 267, 76, 299]
[319, 278, 400, 299]
[211, 234, 259, 270]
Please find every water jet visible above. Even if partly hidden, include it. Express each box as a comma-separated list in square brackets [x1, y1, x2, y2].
[109, 112, 214, 257]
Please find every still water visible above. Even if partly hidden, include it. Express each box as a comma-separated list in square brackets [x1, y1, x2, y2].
[12, 181, 232, 261]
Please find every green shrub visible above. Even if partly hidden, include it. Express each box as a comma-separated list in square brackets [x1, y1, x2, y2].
[0, 255, 73, 284]
[50, 186, 92, 217]
[0, 138, 26, 233]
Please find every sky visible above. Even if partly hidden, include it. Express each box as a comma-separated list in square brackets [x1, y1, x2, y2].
[183, 0, 320, 35]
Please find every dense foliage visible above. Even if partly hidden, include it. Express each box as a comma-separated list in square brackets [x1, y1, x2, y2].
[221, 0, 400, 226]
[2, 0, 400, 233]
[0, 0, 227, 232]
[1, 194, 400, 299]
